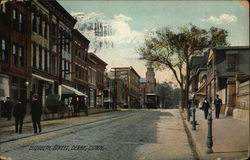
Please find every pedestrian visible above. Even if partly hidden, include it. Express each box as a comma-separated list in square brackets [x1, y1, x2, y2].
[4, 97, 13, 121]
[202, 97, 210, 119]
[31, 94, 42, 134]
[214, 95, 222, 119]
[13, 98, 26, 134]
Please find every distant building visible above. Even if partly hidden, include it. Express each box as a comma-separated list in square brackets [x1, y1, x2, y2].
[189, 52, 208, 102]
[139, 66, 158, 109]
[112, 66, 140, 108]
[88, 53, 107, 108]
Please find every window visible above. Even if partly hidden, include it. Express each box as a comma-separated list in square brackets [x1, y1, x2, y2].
[13, 9, 18, 31]
[51, 54, 57, 75]
[51, 22, 57, 44]
[44, 20, 47, 38]
[18, 46, 24, 67]
[1, 4, 6, 13]
[39, 47, 42, 69]
[1, 39, 7, 63]
[32, 44, 36, 68]
[18, 13, 25, 33]
[75, 65, 78, 78]
[36, 46, 39, 68]
[1, 4, 7, 24]
[13, 9, 16, 19]
[12, 44, 17, 65]
[32, 12, 37, 32]
[18, 13, 23, 33]
[44, 50, 47, 71]
[38, 16, 42, 36]
[42, 49, 45, 70]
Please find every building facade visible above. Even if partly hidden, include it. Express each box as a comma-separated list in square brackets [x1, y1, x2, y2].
[207, 46, 250, 119]
[112, 66, 140, 108]
[0, 1, 31, 104]
[0, 1, 109, 114]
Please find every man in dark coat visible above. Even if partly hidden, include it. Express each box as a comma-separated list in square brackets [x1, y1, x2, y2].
[5, 97, 13, 120]
[31, 94, 43, 134]
[202, 97, 210, 119]
[13, 98, 26, 134]
[214, 95, 222, 119]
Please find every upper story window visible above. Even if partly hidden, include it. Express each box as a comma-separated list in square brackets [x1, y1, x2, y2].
[1, 39, 8, 63]
[12, 44, 24, 67]
[13, 9, 16, 19]
[51, 22, 57, 44]
[32, 12, 37, 32]
[18, 13, 24, 33]
[38, 16, 43, 36]
[1, 4, 6, 13]
[13, 9, 18, 31]
[44, 20, 48, 38]
[1, 4, 8, 24]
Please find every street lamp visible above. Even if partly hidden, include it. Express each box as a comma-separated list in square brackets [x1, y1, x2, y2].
[25, 81, 30, 100]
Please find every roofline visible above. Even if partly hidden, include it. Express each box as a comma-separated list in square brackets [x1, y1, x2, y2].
[213, 46, 250, 50]
[112, 66, 141, 78]
[73, 29, 90, 44]
[89, 53, 108, 66]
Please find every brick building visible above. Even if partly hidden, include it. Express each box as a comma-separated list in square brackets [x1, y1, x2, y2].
[0, 1, 31, 103]
[112, 66, 140, 108]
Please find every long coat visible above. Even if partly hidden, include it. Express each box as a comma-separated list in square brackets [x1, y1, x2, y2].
[13, 102, 26, 119]
[31, 100, 43, 118]
[202, 101, 210, 111]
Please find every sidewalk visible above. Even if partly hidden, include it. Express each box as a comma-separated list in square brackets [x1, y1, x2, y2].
[0, 108, 118, 128]
[182, 108, 249, 160]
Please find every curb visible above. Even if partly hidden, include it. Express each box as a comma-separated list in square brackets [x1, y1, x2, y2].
[180, 110, 201, 160]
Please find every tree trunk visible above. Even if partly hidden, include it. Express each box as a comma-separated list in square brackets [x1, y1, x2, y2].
[185, 62, 191, 110]
[179, 88, 186, 111]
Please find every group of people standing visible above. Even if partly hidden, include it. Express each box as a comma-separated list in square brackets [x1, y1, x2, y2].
[190, 94, 222, 119]
[1, 94, 43, 134]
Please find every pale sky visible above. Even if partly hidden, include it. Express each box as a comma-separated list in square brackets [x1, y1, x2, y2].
[59, 0, 249, 85]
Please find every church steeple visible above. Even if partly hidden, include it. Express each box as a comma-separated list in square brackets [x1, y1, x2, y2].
[146, 66, 156, 93]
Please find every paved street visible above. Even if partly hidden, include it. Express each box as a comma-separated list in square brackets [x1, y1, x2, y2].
[0, 109, 196, 160]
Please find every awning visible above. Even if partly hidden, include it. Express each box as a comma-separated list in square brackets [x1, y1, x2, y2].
[61, 85, 88, 97]
[32, 74, 54, 84]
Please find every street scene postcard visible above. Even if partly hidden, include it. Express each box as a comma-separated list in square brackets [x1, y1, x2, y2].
[0, 0, 249, 160]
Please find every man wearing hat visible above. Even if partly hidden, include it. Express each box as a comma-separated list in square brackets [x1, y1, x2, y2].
[31, 94, 43, 133]
[13, 98, 26, 134]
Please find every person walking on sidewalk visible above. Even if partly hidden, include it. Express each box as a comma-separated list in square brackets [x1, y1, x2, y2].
[31, 94, 43, 134]
[13, 98, 26, 134]
[214, 95, 222, 119]
[202, 97, 210, 119]
[5, 97, 13, 121]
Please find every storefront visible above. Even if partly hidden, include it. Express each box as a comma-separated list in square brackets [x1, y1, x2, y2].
[31, 74, 54, 106]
